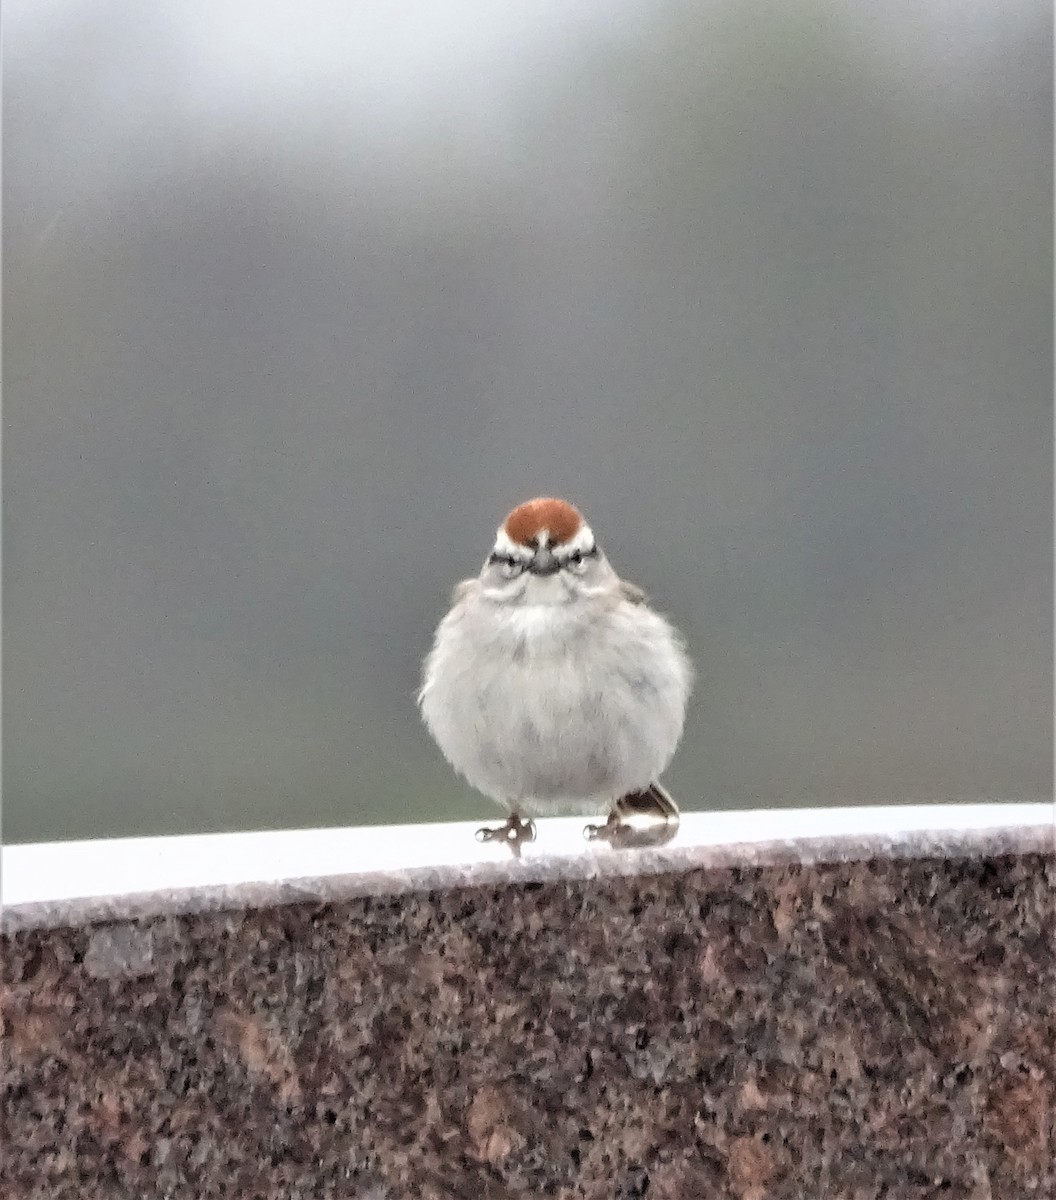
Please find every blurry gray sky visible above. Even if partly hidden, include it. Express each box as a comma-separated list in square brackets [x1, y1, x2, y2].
[4, 0, 1052, 841]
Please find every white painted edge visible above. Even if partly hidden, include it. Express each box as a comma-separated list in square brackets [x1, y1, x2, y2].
[2, 803, 1052, 909]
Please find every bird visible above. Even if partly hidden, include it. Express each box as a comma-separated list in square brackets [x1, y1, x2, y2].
[419, 497, 693, 851]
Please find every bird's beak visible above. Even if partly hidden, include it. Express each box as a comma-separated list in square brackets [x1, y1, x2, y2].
[528, 546, 560, 576]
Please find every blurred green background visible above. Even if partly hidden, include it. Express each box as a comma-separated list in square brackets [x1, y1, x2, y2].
[4, 0, 1052, 842]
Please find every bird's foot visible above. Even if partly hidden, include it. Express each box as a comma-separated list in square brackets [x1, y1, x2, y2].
[584, 784, 680, 849]
[476, 813, 537, 858]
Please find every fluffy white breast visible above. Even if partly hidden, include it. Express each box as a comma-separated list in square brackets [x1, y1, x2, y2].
[420, 587, 692, 814]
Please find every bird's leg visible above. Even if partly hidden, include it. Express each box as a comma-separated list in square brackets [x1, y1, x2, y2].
[476, 811, 537, 858]
[584, 784, 680, 848]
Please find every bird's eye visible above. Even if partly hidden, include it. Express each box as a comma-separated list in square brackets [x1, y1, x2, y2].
[565, 545, 596, 569]
[487, 551, 523, 575]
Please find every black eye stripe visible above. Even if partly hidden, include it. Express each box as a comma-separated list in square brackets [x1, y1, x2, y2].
[489, 544, 596, 569]
[487, 551, 527, 571]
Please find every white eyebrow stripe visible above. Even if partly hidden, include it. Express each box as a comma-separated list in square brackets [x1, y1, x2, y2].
[554, 523, 596, 555]
[491, 529, 534, 558]
[491, 519, 596, 559]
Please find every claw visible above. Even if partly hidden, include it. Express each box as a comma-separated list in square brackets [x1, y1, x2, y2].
[584, 784, 680, 849]
[476, 813, 537, 858]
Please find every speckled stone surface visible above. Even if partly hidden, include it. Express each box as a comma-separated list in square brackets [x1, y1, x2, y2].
[4, 821, 1052, 933]
[3, 851, 1054, 1199]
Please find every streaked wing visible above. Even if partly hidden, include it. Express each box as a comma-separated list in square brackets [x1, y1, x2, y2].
[618, 579, 648, 605]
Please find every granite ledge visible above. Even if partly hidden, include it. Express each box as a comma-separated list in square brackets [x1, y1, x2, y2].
[3, 834, 1054, 1199]
[3, 811, 1052, 933]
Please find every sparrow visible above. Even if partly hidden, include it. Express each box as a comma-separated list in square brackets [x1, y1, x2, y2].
[419, 498, 693, 851]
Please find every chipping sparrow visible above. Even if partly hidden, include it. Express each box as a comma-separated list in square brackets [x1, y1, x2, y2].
[419, 498, 693, 847]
